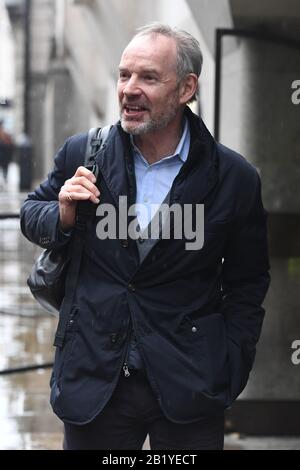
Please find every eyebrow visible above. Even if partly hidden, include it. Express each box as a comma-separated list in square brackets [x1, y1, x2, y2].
[119, 67, 160, 76]
[141, 68, 159, 75]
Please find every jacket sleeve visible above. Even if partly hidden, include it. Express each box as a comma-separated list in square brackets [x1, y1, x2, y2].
[221, 170, 270, 402]
[20, 138, 73, 249]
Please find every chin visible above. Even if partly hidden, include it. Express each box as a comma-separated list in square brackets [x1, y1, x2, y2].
[121, 119, 149, 136]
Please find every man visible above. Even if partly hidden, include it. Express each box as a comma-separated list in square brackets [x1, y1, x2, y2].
[21, 23, 270, 450]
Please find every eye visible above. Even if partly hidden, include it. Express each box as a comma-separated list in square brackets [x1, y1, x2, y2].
[144, 75, 156, 82]
[119, 71, 130, 81]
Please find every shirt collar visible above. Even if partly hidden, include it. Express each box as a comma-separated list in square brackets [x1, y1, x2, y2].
[130, 118, 190, 165]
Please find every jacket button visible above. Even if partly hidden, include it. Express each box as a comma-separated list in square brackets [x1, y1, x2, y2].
[192, 326, 197, 333]
[110, 333, 118, 344]
[128, 283, 136, 292]
[121, 240, 128, 248]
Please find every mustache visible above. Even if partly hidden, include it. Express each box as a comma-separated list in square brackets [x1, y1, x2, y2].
[121, 101, 149, 109]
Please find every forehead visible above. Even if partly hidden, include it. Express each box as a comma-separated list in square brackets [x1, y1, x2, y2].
[120, 34, 177, 73]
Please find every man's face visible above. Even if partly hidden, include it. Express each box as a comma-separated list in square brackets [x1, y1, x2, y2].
[118, 34, 182, 136]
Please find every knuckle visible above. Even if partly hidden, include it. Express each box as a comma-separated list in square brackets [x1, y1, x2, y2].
[79, 176, 87, 185]
[74, 166, 84, 177]
[59, 185, 66, 195]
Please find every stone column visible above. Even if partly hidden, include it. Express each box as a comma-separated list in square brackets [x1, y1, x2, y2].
[219, 33, 300, 401]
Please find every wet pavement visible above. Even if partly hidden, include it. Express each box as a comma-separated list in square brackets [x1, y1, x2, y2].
[0, 292, 63, 450]
[0, 177, 299, 450]
[0, 178, 63, 450]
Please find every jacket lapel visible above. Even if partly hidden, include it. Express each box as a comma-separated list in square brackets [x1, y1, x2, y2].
[94, 124, 135, 208]
[172, 109, 219, 206]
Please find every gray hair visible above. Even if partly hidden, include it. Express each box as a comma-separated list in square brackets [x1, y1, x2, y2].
[133, 23, 203, 103]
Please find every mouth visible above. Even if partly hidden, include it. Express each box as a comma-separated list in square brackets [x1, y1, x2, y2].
[123, 105, 148, 119]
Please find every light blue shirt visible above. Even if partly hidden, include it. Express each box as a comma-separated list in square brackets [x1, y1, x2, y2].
[131, 119, 190, 230]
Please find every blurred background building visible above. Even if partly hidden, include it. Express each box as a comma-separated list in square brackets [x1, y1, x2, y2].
[0, 0, 15, 131]
[0, 0, 299, 448]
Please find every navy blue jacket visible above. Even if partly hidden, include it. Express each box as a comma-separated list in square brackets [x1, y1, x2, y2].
[20, 108, 270, 424]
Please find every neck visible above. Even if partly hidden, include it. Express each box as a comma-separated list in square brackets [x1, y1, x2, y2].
[134, 113, 185, 165]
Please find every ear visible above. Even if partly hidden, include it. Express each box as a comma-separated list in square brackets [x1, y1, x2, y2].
[179, 73, 198, 104]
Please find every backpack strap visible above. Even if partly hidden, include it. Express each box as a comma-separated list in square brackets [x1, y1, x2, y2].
[85, 125, 112, 168]
[53, 125, 111, 348]
[85, 127, 98, 164]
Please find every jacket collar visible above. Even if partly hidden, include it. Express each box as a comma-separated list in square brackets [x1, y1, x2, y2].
[176, 107, 219, 205]
[95, 107, 219, 207]
[94, 124, 135, 207]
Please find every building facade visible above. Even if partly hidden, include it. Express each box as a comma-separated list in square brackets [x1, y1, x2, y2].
[4, 0, 300, 434]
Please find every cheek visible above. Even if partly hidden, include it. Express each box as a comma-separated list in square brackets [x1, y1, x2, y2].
[155, 93, 175, 112]
[117, 84, 124, 100]
[149, 93, 166, 109]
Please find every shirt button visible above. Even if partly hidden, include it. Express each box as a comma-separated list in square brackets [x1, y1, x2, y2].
[121, 240, 128, 248]
[138, 237, 144, 244]
[192, 327, 197, 333]
[128, 283, 136, 292]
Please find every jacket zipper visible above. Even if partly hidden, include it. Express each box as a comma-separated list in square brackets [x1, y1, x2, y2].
[122, 327, 133, 378]
[123, 362, 131, 378]
[121, 307, 163, 407]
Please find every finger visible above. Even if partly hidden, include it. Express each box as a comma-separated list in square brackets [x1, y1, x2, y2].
[71, 191, 100, 204]
[60, 185, 100, 204]
[61, 191, 99, 203]
[74, 166, 97, 183]
[64, 183, 99, 196]
[59, 184, 87, 201]
[67, 176, 100, 196]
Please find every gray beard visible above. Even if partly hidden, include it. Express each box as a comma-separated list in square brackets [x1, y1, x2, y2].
[120, 107, 178, 136]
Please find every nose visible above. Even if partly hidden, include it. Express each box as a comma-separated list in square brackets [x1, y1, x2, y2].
[123, 75, 141, 97]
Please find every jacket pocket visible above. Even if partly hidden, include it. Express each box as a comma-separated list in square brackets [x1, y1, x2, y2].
[185, 313, 230, 395]
[227, 338, 252, 403]
[51, 306, 79, 387]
